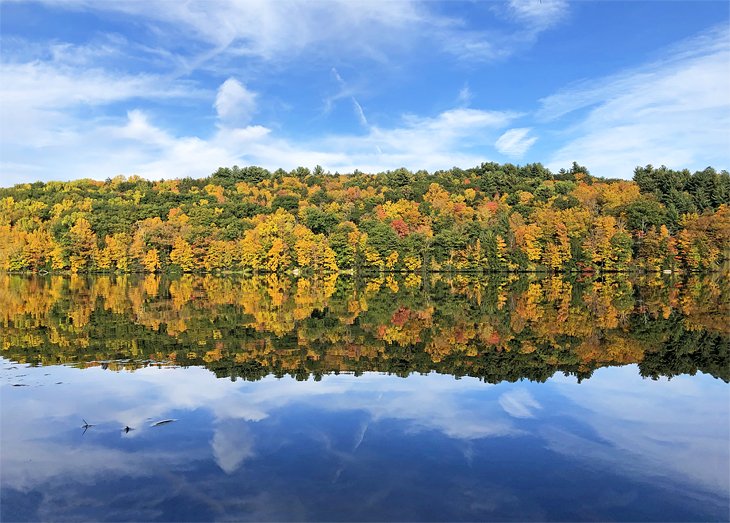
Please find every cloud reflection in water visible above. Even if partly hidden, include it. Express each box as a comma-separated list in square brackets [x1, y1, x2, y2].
[1, 360, 728, 521]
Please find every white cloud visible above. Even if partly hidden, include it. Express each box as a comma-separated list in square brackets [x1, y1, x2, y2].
[0, 59, 196, 110]
[116, 110, 174, 146]
[0, 59, 198, 149]
[0, 1, 574, 185]
[30, 1, 429, 66]
[538, 26, 730, 122]
[444, 0, 569, 61]
[508, 0, 569, 31]
[495, 128, 537, 158]
[3, 359, 727, 506]
[352, 99, 369, 128]
[212, 420, 255, 474]
[550, 365, 730, 496]
[214, 78, 257, 126]
[1, 85, 519, 182]
[25, 1, 566, 69]
[311, 108, 520, 173]
[498, 388, 542, 418]
[7, 18, 726, 184]
[543, 25, 730, 179]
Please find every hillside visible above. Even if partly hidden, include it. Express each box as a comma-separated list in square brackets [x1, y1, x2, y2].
[1, 162, 728, 273]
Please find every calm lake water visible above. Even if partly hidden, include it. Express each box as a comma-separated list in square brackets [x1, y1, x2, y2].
[1, 273, 728, 522]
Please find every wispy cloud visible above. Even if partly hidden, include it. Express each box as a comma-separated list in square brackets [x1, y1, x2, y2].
[24, 1, 567, 70]
[538, 26, 730, 122]
[550, 365, 730, 496]
[327, 67, 370, 129]
[495, 128, 537, 158]
[1, 51, 520, 184]
[498, 388, 542, 418]
[352, 99, 369, 127]
[443, 0, 569, 61]
[542, 25, 730, 178]
[320, 107, 519, 172]
[0, 58, 196, 112]
[507, 0, 569, 31]
[133, 105, 516, 177]
[4, 1, 722, 183]
[0, 38, 204, 155]
[458, 85, 473, 106]
[0, 0, 574, 184]
[30, 1, 430, 67]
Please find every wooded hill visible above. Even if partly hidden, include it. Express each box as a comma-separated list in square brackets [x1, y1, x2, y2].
[1, 162, 728, 273]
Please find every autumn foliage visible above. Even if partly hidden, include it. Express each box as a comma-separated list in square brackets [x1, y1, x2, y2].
[1, 162, 728, 274]
[1, 273, 727, 382]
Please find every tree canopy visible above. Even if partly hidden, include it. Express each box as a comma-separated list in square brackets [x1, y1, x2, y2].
[1, 163, 728, 274]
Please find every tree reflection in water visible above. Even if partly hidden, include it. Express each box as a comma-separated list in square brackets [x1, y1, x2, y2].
[1, 272, 727, 383]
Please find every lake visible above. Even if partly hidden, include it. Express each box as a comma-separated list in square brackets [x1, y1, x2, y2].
[1, 273, 728, 522]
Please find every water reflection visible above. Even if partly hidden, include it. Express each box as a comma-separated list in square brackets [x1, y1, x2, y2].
[1, 362, 728, 521]
[1, 273, 729, 521]
[1, 273, 728, 382]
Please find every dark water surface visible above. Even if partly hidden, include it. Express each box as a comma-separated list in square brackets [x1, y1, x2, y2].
[1, 273, 728, 522]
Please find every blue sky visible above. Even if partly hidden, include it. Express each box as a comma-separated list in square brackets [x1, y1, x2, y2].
[1, 0, 728, 184]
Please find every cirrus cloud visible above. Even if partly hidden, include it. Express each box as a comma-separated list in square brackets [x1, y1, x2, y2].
[495, 128, 538, 158]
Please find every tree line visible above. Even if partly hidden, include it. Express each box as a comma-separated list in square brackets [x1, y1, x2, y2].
[1, 162, 728, 274]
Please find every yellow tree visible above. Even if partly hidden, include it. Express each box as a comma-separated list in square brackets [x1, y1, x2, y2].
[266, 238, 290, 272]
[294, 236, 316, 267]
[583, 216, 617, 270]
[0, 225, 27, 271]
[513, 222, 542, 265]
[94, 243, 112, 270]
[675, 206, 729, 271]
[638, 225, 671, 271]
[292, 229, 338, 272]
[142, 248, 160, 272]
[50, 242, 67, 270]
[204, 240, 235, 272]
[129, 217, 167, 270]
[495, 235, 508, 267]
[675, 228, 700, 271]
[458, 239, 485, 270]
[542, 222, 570, 271]
[238, 208, 337, 273]
[68, 217, 98, 273]
[424, 183, 452, 215]
[319, 243, 338, 272]
[170, 236, 195, 272]
[239, 233, 263, 271]
[204, 184, 226, 203]
[23, 229, 53, 271]
[403, 255, 422, 272]
[105, 233, 131, 272]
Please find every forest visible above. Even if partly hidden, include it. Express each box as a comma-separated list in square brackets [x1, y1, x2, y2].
[2, 273, 727, 383]
[0, 162, 728, 274]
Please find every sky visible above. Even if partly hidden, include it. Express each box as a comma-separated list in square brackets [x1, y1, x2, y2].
[0, 0, 728, 185]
